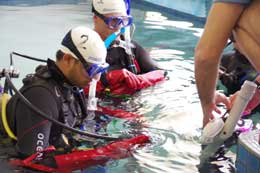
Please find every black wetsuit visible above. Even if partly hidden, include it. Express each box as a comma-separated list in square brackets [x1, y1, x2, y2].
[106, 40, 159, 73]
[100, 40, 160, 87]
[5, 59, 85, 158]
[219, 49, 258, 94]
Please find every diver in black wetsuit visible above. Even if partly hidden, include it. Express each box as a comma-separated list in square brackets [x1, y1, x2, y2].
[218, 40, 260, 116]
[2, 26, 108, 158]
[219, 48, 258, 95]
[106, 39, 160, 73]
[84, 0, 166, 96]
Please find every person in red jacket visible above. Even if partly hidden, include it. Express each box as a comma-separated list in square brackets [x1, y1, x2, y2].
[84, 0, 166, 96]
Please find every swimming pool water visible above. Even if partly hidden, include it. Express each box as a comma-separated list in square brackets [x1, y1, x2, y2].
[0, 0, 259, 173]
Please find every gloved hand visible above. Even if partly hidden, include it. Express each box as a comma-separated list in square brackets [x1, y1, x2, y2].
[84, 69, 165, 96]
[83, 73, 134, 96]
[106, 69, 165, 95]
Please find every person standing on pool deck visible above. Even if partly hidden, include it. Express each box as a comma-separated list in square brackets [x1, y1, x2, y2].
[195, 0, 260, 127]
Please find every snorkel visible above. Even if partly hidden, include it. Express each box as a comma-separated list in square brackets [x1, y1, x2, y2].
[87, 80, 98, 111]
[86, 79, 98, 127]
[125, 0, 130, 16]
[85, 28, 121, 119]
[104, 26, 125, 48]
[86, 63, 108, 111]
[86, 64, 109, 133]
[124, 0, 137, 74]
[102, 0, 131, 48]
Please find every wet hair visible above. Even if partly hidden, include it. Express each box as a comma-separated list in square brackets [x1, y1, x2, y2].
[56, 50, 65, 61]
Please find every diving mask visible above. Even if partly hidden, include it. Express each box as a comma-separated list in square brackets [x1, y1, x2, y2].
[83, 61, 109, 80]
[93, 8, 133, 30]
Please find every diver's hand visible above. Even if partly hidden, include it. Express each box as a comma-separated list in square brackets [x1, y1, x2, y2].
[106, 69, 136, 95]
[129, 70, 165, 90]
[84, 69, 165, 96]
[106, 69, 165, 95]
[202, 91, 231, 127]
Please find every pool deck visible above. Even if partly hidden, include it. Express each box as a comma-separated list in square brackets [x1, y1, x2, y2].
[133, 0, 213, 23]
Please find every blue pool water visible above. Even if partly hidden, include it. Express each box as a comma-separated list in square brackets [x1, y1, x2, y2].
[0, 0, 259, 173]
[134, 0, 212, 21]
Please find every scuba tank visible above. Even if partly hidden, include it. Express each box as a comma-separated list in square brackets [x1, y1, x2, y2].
[0, 80, 3, 114]
[0, 68, 19, 139]
[0, 82, 4, 136]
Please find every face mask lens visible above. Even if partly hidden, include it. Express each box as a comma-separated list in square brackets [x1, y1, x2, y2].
[86, 63, 109, 79]
[108, 18, 122, 28]
[93, 8, 133, 29]
[122, 16, 132, 26]
[106, 16, 133, 29]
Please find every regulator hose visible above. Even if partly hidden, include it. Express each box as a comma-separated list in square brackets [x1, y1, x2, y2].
[5, 74, 122, 141]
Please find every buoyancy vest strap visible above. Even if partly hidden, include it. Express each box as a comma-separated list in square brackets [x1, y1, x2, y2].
[9, 134, 150, 173]
[6, 74, 120, 140]
[133, 58, 141, 73]
[9, 146, 57, 173]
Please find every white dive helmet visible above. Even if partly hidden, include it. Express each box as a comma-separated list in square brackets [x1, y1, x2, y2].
[92, 0, 127, 15]
[60, 26, 107, 65]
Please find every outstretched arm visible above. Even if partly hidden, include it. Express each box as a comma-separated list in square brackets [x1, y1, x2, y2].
[195, 2, 245, 127]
